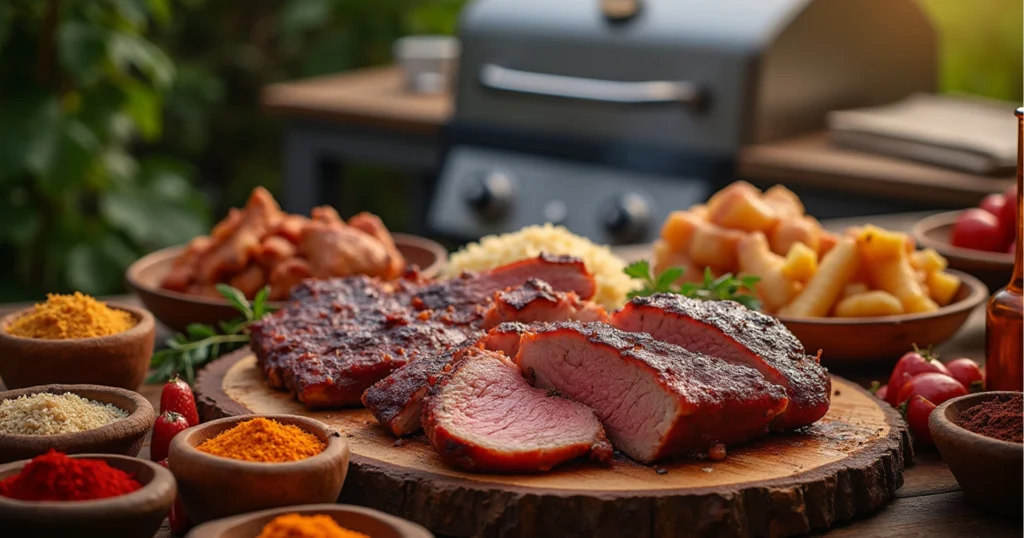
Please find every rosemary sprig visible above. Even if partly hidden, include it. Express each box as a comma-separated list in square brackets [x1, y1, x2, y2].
[147, 284, 277, 385]
[624, 260, 762, 311]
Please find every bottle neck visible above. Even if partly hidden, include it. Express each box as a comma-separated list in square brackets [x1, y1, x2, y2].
[1013, 115, 1023, 291]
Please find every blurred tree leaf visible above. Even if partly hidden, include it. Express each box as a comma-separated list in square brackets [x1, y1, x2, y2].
[57, 21, 107, 85]
[66, 233, 137, 295]
[124, 80, 163, 140]
[280, 0, 332, 37]
[108, 32, 175, 89]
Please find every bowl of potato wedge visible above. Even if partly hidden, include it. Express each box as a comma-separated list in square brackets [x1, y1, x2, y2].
[651, 181, 989, 363]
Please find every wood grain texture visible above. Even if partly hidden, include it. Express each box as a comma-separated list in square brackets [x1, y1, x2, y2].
[194, 349, 910, 538]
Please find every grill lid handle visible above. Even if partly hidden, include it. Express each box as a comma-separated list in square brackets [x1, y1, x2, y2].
[479, 64, 705, 108]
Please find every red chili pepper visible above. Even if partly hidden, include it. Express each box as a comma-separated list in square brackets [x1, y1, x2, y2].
[0, 450, 140, 501]
[161, 376, 199, 427]
[157, 458, 193, 536]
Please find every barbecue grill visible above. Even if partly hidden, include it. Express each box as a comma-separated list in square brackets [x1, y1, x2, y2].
[427, 0, 936, 244]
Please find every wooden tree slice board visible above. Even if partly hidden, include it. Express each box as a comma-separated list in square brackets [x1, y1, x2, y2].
[196, 349, 911, 538]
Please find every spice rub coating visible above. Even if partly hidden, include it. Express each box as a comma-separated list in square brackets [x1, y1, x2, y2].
[251, 255, 597, 409]
[611, 294, 830, 430]
[517, 322, 790, 463]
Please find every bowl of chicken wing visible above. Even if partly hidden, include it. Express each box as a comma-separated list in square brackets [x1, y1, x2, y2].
[126, 187, 447, 332]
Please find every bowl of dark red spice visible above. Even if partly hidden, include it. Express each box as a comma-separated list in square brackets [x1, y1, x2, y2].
[0, 450, 176, 538]
[168, 414, 349, 524]
[930, 391, 1024, 517]
[187, 504, 434, 538]
[0, 384, 156, 464]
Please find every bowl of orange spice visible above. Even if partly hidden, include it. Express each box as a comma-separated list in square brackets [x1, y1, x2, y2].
[168, 414, 349, 524]
[0, 292, 155, 390]
[187, 504, 433, 538]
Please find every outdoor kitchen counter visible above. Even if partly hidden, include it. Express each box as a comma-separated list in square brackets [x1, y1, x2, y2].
[1, 212, 1020, 537]
[261, 65, 1012, 215]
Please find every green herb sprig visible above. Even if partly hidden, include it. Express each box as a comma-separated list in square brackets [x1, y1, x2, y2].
[624, 260, 763, 311]
[147, 285, 277, 385]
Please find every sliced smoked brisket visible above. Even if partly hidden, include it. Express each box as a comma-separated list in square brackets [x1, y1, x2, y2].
[250, 255, 596, 408]
[421, 349, 612, 473]
[610, 294, 830, 430]
[516, 322, 789, 463]
[362, 344, 479, 436]
[482, 278, 607, 329]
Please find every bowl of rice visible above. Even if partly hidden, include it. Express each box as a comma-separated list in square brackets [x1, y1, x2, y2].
[444, 224, 637, 310]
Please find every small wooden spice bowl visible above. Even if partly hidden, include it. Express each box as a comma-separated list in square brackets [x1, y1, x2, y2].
[930, 391, 1024, 517]
[0, 302, 155, 391]
[0, 453, 176, 538]
[186, 503, 434, 538]
[0, 384, 156, 464]
[168, 414, 350, 524]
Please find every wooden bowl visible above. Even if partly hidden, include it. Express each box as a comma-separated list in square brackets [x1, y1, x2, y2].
[126, 233, 448, 332]
[930, 391, 1023, 517]
[0, 453, 175, 538]
[168, 414, 350, 524]
[777, 270, 988, 364]
[0, 384, 155, 464]
[912, 211, 1014, 291]
[0, 303, 155, 391]
[186, 504, 433, 538]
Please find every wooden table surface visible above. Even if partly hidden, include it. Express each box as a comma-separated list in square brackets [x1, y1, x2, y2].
[1, 212, 1020, 537]
[259, 65, 1012, 205]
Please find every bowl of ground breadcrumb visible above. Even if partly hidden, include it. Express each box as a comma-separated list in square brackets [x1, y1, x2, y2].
[0, 384, 155, 464]
[0, 293, 155, 390]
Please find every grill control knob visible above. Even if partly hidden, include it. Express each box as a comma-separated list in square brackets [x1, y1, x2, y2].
[602, 192, 650, 243]
[464, 170, 514, 220]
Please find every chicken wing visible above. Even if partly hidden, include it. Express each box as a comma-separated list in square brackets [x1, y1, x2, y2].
[347, 212, 405, 279]
[268, 258, 313, 300]
[299, 221, 394, 279]
[196, 187, 283, 283]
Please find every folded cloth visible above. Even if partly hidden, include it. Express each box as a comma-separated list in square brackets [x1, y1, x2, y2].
[827, 93, 1017, 175]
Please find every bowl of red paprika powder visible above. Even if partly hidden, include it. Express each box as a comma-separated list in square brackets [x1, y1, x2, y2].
[930, 391, 1024, 518]
[0, 452, 176, 538]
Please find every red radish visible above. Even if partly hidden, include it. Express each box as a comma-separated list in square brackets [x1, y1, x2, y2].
[874, 384, 889, 402]
[886, 348, 950, 406]
[158, 459, 193, 535]
[895, 372, 967, 406]
[944, 358, 984, 392]
[904, 395, 937, 445]
[980, 193, 1007, 217]
[950, 208, 1006, 252]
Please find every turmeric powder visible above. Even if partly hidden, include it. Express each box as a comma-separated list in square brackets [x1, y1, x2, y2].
[257, 513, 370, 538]
[196, 417, 324, 462]
[6, 293, 135, 340]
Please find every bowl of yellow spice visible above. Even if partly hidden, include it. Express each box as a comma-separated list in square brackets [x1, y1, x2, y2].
[0, 293, 155, 391]
[187, 504, 433, 538]
[169, 414, 350, 524]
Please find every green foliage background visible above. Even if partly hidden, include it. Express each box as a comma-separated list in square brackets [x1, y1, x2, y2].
[0, 0, 1018, 300]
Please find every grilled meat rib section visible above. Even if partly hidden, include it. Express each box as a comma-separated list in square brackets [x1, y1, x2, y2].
[250, 255, 596, 408]
[516, 322, 790, 463]
[421, 349, 613, 473]
[610, 294, 830, 430]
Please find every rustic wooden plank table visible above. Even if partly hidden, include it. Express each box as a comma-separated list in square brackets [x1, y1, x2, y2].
[1, 212, 1020, 537]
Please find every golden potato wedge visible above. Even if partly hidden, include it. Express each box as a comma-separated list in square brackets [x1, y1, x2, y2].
[778, 238, 860, 317]
[660, 210, 702, 251]
[842, 282, 870, 298]
[769, 216, 820, 256]
[761, 184, 804, 218]
[781, 242, 818, 282]
[737, 232, 802, 312]
[688, 220, 745, 273]
[707, 181, 759, 215]
[910, 248, 948, 274]
[856, 225, 910, 262]
[708, 187, 779, 232]
[690, 204, 709, 220]
[834, 290, 905, 317]
[869, 252, 939, 313]
[927, 270, 962, 306]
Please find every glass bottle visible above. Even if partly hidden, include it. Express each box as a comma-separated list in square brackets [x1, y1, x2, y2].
[984, 107, 1024, 391]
